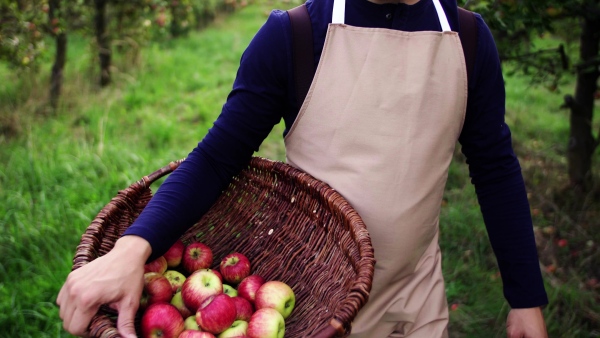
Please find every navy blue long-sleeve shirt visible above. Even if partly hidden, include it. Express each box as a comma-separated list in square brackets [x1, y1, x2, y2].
[124, 0, 548, 309]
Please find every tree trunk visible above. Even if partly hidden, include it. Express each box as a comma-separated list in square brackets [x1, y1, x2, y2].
[49, 33, 67, 109]
[48, 0, 66, 110]
[115, 7, 124, 54]
[566, 14, 600, 189]
[170, 3, 180, 37]
[94, 0, 110, 87]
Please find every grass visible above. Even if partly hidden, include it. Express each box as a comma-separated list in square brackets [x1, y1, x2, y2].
[0, 1, 598, 337]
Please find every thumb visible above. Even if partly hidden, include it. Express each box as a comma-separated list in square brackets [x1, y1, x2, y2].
[116, 299, 139, 338]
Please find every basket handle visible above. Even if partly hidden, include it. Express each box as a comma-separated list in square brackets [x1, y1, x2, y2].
[139, 159, 185, 187]
[312, 318, 346, 338]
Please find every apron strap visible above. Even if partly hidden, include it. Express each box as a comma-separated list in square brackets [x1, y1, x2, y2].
[457, 7, 478, 82]
[335, 0, 450, 31]
[332, 0, 346, 24]
[288, 4, 316, 108]
[291, 2, 478, 105]
[432, 0, 451, 32]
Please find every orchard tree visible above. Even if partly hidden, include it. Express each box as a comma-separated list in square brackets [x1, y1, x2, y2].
[90, 0, 151, 86]
[168, 0, 193, 37]
[92, 0, 110, 86]
[463, 0, 600, 190]
[92, 0, 188, 86]
[0, 0, 46, 69]
[192, 0, 218, 29]
[2, 0, 240, 101]
[1, 0, 90, 109]
[47, 0, 92, 108]
[47, 0, 66, 109]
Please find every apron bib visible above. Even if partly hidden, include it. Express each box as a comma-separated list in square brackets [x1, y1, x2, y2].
[285, 0, 468, 336]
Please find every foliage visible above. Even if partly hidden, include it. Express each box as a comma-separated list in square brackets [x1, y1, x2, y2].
[0, 0, 245, 83]
[0, 0, 48, 68]
[462, 0, 579, 88]
[0, 1, 598, 337]
[463, 0, 600, 188]
[0, 3, 298, 334]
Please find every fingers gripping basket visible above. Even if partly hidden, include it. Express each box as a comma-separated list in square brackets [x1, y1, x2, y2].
[74, 157, 375, 337]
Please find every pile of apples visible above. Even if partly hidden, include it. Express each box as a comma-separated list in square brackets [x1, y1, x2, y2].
[140, 240, 295, 338]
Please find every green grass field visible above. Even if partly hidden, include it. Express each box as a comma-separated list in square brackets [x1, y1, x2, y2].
[0, 1, 598, 337]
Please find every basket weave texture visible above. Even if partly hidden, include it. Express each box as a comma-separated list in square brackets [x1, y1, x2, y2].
[74, 157, 375, 338]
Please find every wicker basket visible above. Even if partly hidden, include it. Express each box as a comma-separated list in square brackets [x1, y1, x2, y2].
[73, 156, 375, 338]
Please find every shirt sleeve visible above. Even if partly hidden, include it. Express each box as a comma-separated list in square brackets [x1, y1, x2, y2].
[123, 10, 293, 261]
[458, 14, 549, 308]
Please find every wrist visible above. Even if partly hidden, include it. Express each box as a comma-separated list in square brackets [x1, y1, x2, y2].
[511, 306, 543, 311]
[510, 307, 543, 314]
[113, 235, 152, 262]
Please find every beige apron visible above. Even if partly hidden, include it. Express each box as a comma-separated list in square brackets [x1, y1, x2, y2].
[285, 0, 468, 336]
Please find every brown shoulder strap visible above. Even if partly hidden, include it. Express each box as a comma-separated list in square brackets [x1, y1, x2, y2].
[287, 4, 314, 108]
[289, 5, 478, 106]
[457, 7, 478, 82]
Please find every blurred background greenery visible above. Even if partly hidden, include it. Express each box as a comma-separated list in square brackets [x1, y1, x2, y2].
[0, 0, 598, 337]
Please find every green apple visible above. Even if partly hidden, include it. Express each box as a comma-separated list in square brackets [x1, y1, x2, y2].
[254, 281, 295, 319]
[171, 290, 193, 318]
[218, 320, 248, 338]
[184, 315, 200, 330]
[223, 284, 238, 297]
[164, 270, 186, 293]
[247, 308, 285, 338]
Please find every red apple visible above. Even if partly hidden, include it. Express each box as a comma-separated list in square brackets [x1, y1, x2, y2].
[557, 239, 568, 247]
[182, 269, 223, 312]
[141, 303, 185, 338]
[223, 284, 238, 297]
[184, 315, 200, 331]
[237, 275, 265, 305]
[254, 281, 295, 319]
[218, 320, 248, 338]
[145, 256, 168, 274]
[171, 290, 193, 318]
[247, 308, 285, 338]
[178, 330, 216, 338]
[156, 13, 166, 27]
[183, 242, 213, 273]
[198, 268, 223, 282]
[196, 294, 237, 334]
[165, 270, 187, 293]
[164, 239, 185, 268]
[219, 253, 251, 285]
[141, 272, 174, 310]
[231, 297, 254, 321]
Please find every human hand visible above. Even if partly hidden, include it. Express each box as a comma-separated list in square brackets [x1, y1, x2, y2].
[56, 235, 152, 337]
[506, 307, 548, 338]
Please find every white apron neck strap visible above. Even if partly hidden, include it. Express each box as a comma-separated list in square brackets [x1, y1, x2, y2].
[432, 0, 451, 32]
[332, 0, 451, 31]
[332, 0, 346, 24]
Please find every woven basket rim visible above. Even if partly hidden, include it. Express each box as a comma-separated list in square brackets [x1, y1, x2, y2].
[74, 156, 375, 338]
